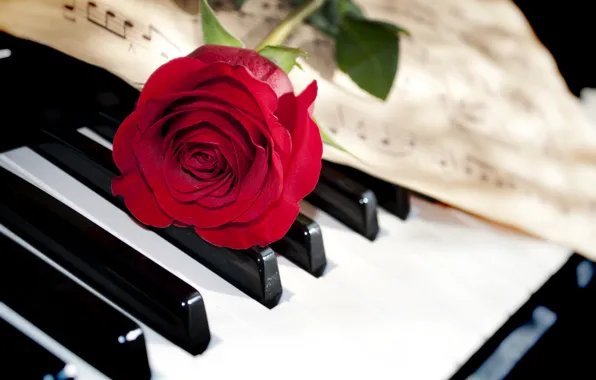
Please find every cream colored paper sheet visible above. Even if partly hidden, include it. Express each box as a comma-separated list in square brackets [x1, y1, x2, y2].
[1, 0, 595, 258]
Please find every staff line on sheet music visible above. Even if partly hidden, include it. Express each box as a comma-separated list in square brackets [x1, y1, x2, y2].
[61, 0, 182, 59]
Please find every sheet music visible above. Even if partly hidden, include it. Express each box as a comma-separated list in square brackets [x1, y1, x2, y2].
[2, 0, 596, 259]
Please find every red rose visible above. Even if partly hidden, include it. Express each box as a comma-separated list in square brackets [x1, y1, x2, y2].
[112, 45, 323, 249]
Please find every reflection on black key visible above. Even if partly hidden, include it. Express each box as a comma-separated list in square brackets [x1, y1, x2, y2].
[0, 168, 210, 355]
[451, 254, 596, 380]
[31, 129, 282, 308]
[306, 162, 379, 241]
[0, 232, 151, 380]
[270, 213, 327, 277]
[1, 318, 76, 379]
[324, 161, 411, 220]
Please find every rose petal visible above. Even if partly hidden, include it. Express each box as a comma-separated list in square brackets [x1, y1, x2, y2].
[111, 112, 174, 227]
[132, 117, 273, 228]
[137, 57, 209, 107]
[163, 125, 241, 204]
[196, 196, 300, 249]
[162, 108, 276, 202]
[112, 112, 142, 177]
[165, 111, 251, 182]
[232, 150, 284, 223]
[189, 45, 295, 98]
[166, 100, 259, 160]
[270, 126, 292, 170]
[280, 81, 323, 202]
[235, 145, 269, 202]
[112, 171, 174, 227]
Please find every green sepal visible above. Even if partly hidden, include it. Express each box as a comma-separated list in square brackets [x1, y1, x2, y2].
[258, 45, 308, 74]
[200, 0, 244, 48]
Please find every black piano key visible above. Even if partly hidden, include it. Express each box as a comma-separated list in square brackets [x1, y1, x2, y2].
[270, 213, 327, 277]
[451, 253, 596, 379]
[324, 161, 411, 220]
[89, 120, 118, 141]
[31, 129, 282, 308]
[305, 162, 379, 241]
[87, 122, 328, 278]
[0, 168, 211, 355]
[0, 232, 151, 380]
[1, 318, 76, 379]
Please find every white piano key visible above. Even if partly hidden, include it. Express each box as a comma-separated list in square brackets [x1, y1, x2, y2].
[300, 191, 570, 377]
[298, 202, 479, 377]
[378, 198, 570, 364]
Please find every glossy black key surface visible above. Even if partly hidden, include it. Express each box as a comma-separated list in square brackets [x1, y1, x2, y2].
[31, 129, 282, 308]
[306, 162, 379, 241]
[451, 253, 596, 379]
[1, 318, 76, 379]
[0, 232, 151, 379]
[324, 161, 411, 220]
[270, 213, 327, 277]
[0, 168, 210, 355]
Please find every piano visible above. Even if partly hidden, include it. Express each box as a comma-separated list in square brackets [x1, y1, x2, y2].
[1, 28, 595, 379]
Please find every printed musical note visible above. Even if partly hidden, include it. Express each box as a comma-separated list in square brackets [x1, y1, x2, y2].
[86, 2, 133, 39]
[142, 24, 182, 58]
[63, 0, 76, 21]
[463, 155, 510, 188]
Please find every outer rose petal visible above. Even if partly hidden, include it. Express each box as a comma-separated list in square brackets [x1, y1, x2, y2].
[189, 45, 294, 98]
[197, 198, 300, 249]
[281, 81, 323, 202]
[138, 57, 209, 107]
[112, 172, 174, 228]
[111, 111, 173, 227]
[112, 112, 141, 177]
[137, 63, 280, 134]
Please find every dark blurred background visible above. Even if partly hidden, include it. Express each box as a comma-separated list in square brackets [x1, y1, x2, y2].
[514, 0, 592, 97]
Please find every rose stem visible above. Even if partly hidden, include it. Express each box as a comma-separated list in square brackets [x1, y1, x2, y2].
[254, 0, 326, 50]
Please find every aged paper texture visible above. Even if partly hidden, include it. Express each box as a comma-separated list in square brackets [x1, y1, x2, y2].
[1, 0, 595, 257]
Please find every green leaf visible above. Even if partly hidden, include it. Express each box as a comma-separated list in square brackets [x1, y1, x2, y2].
[200, 0, 244, 47]
[233, 0, 247, 10]
[338, 0, 364, 18]
[315, 119, 361, 161]
[375, 20, 411, 36]
[336, 16, 399, 100]
[291, 0, 363, 37]
[258, 46, 308, 74]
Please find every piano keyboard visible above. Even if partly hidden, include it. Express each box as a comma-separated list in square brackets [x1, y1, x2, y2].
[1, 31, 592, 379]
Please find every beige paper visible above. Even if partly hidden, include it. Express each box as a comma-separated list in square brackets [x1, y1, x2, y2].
[2, 0, 595, 258]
